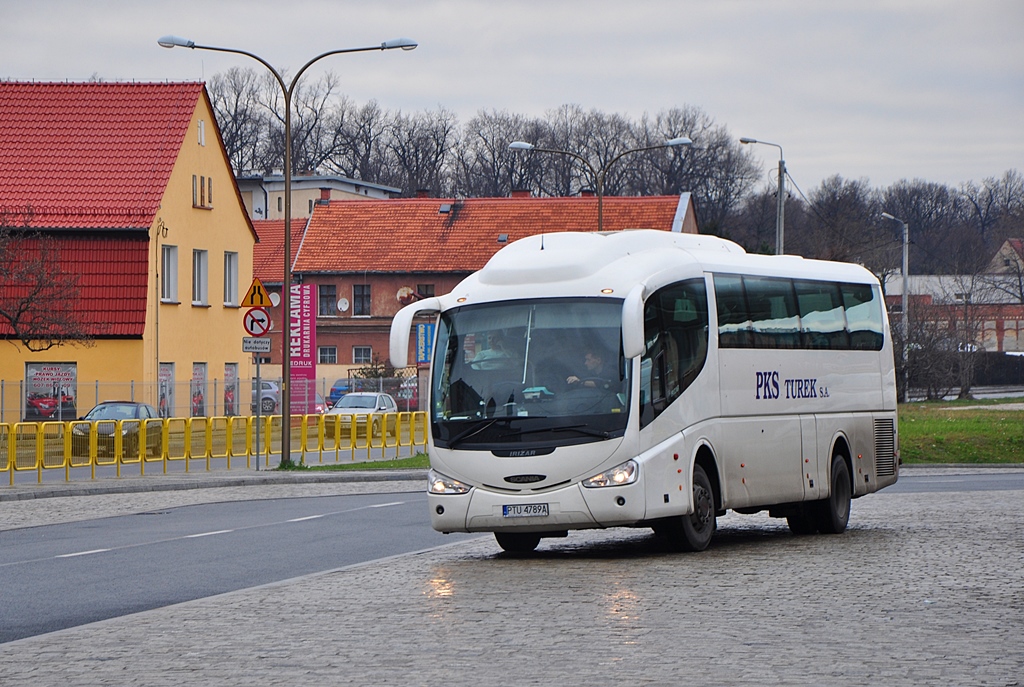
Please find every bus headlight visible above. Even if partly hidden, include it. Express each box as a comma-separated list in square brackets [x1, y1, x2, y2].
[582, 460, 638, 488]
[428, 469, 472, 495]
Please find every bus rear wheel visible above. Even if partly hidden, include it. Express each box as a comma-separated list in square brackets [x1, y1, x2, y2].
[815, 452, 852, 534]
[495, 532, 541, 553]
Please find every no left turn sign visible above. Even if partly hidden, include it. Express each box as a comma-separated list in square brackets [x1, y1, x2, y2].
[243, 307, 271, 336]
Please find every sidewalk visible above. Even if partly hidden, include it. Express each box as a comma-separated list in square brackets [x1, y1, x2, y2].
[0, 466, 426, 502]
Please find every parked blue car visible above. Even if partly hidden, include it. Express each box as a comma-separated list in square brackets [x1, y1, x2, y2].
[327, 379, 350, 404]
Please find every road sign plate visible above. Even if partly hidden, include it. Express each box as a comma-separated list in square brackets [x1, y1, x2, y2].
[242, 278, 271, 307]
[243, 337, 272, 353]
[243, 307, 271, 336]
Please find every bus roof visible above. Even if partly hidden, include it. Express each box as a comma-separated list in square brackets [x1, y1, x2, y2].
[444, 230, 879, 307]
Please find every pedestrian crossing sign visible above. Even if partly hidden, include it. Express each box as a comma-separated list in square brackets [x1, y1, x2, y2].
[242, 278, 270, 308]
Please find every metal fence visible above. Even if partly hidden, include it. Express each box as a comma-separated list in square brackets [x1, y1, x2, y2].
[0, 375, 421, 424]
[1, 410, 429, 485]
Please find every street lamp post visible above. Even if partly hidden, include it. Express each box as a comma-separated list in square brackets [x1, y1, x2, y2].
[739, 137, 786, 255]
[159, 35, 416, 466]
[508, 138, 692, 232]
[882, 212, 910, 402]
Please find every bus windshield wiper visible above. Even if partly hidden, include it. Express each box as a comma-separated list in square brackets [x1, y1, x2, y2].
[504, 424, 610, 440]
[446, 416, 517, 449]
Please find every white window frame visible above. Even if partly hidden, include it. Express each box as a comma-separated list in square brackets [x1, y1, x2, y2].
[161, 245, 178, 302]
[318, 346, 338, 364]
[353, 346, 372, 365]
[223, 251, 238, 306]
[192, 249, 208, 306]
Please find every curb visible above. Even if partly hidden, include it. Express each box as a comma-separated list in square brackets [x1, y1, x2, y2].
[0, 469, 428, 502]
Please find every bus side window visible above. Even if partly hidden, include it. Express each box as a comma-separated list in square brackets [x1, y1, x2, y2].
[842, 283, 885, 350]
[714, 275, 752, 348]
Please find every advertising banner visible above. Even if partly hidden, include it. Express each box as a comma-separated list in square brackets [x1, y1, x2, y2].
[24, 362, 78, 421]
[159, 363, 174, 418]
[290, 283, 317, 413]
[191, 363, 207, 417]
[224, 363, 238, 416]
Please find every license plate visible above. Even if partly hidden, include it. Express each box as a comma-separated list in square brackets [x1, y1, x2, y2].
[502, 503, 549, 518]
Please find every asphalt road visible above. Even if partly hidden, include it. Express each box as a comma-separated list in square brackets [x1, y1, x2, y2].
[0, 491, 477, 643]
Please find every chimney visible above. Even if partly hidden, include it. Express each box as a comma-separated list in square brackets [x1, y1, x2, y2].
[319, 187, 331, 203]
[511, 188, 531, 199]
[416, 189, 431, 198]
[580, 188, 596, 197]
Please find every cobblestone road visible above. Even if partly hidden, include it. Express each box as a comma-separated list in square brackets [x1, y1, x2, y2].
[1, 469, 1022, 686]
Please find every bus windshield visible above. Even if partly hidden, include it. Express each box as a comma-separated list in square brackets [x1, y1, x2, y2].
[431, 297, 630, 449]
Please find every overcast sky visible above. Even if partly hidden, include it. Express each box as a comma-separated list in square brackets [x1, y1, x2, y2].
[4, 0, 1021, 193]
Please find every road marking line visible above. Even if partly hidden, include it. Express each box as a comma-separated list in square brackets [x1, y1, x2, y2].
[185, 530, 234, 538]
[369, 501, 405, 508]
[287, 515, 326, 522]
[56, 549, 110, 558]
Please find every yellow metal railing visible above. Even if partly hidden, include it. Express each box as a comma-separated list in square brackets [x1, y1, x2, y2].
[2, 411, 428, 485]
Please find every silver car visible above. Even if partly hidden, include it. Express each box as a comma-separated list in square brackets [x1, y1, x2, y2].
[327, 392, 398, 436]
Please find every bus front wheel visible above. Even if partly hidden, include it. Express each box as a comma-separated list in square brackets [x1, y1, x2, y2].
[495, 532, 541, 553]
[659, 464, 717, 552]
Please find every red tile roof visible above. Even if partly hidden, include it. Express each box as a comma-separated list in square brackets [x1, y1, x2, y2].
[0, 236, 149, 338]
[291, 195, 688, 274]
[0, 81, 203, 230]
[251, 219, 305, 285]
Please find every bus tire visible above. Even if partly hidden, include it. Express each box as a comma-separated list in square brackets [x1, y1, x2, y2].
[786, 506, 819, 535]
[680, 464, 717, 550]
[495, 532, 541, 553]
[815, 452, 851, 534]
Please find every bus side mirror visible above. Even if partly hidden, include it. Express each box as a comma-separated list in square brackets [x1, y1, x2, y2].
[622, 285, 646, 359]
[390, 297, 442, 369]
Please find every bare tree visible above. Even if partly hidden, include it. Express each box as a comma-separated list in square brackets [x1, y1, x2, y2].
[454, 109, 541, 197]
[385, 108, 460, 196]
[0, 220, 93, 352]
[207, 67, 270, 174]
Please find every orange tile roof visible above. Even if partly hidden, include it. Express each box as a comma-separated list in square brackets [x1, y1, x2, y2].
[292, 196, 686, 274]
[0, 81, 203, 229]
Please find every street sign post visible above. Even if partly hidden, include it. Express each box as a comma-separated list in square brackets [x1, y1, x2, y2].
[242, 306, 271, 470]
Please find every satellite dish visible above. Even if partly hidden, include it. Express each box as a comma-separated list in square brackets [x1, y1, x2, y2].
[338, 298, 350, 313]
[269, 292, 281, 307]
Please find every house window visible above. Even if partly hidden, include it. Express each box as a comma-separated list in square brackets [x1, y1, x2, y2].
[192, 249, 208, 305]
[192, 175, 198, 206]
[309, 199, 314, 214]
[319, 284, 337, 316]
[319, 346, 338, 364]
[223, 252, 238, 306]
[161, 245, 178, 301]
[353, 346, 372, 364]
[200, 176, 206, 207]
[207, 177, 213, 206]
[417, 284, 435, 298]
[198, 119, 206, 146]
[353, 284, 371, 316]
[277, 196, 283, 213]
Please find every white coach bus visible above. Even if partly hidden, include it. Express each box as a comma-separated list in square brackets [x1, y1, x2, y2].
[391, 230, 899, 553]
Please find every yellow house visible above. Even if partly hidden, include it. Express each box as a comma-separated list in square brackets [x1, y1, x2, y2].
[0, 82, 257, 421]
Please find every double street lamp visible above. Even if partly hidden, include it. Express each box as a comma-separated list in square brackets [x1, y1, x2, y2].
[739, 137, 786, 255]
[159, 34, 417, 466]
[508, 138, 692, 232]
